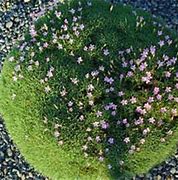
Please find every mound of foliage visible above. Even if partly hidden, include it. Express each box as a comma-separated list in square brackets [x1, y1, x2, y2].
[0, 0, 178, 179]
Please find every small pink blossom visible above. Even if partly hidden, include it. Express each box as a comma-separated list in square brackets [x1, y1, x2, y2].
[108, 137, 114, 144]
[144, 103, 152, 111]
[165, 71, 171, 78]
[148, 117, 155, 124]
[175, 83, 178, 89]
[165, 87, 171, 93]
[156, 94, 162, 101]
[160, 107, 167, 113]
[130, 97, 137, 104]
[118, 91, 124, 97]
[153, 87, 159, 95]
[121, 99, 128, 106]
[104, 76, 114, 84]
[171, 109, 177, 116]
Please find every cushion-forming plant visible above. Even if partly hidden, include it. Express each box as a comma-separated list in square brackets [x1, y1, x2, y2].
[0, 0, 178, 179]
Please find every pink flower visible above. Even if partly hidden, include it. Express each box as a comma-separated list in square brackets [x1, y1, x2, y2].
[139, 62, 147, 71]
[148, 96, 154, 103]
[43, 42, 48, 48]
[136, 106, 142, 113]
[130, 97, 137, 104]
[135, 117, 144, 125]
[176, 72, 178, 78]
[158, 40, 164, 47]
[108, 138, 114, 144]
[144, 103, 152, 111]
[104, 76, 114, 84]
[136, 107, 146, 115]
[158, 30, 162, 36]
[68, 101, 73, 107]
[143, 129, 148, 135]
[111, 111, 116, 116]
[96, 111, 102, 117]
[165, 71, 171, 78]
[175, 83, 178, 89]
[160, 107, 167, 113]
[165, 87, 171, 93]
[96, 136, 101, 142]
[148, 117, 155, 124]
[168, 94, 174, 101]
[153, 87, 159, 95]
[156, 94, 162, 100]
[122, 118, 127, 124]
[126, 71, 133, 77]
[142, 72, 152, 84]
[150, 45, 156, 55]
[118, 91, 124, 97]
[99, 156, 104, 162]
[121, 99, 128, 106]
[101, 121, 109, 129]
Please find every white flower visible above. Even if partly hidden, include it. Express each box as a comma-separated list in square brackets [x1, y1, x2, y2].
[124, 137, 130, 144]
[79, 115, 84, 121]
[14, 65, 21, 72]
[79, 24, 85, 30]
[70, 78, 79, 84]
[103, 49, 109, 56]
[93, 121, 99, 127]
[13, 76, 17, 82]
[89, 100, 94, 106]
[54, 131, 60, 138]
[44, 86, 51, 93]
[68, 101, 73, 107]
[77, 57, 83, 64]
[99, 66, 104, 71]
[9, 56, 14, 62]
[47, 71, 53, 78]
[87, 84, 94, 91]
[140, 138, 145, 144]
[69, 9, 75, 14]
[58, 140, 64, 145]
[35, 61, 39, 66]
[82, 145, 88, 151]
[11, 93, 16, 100]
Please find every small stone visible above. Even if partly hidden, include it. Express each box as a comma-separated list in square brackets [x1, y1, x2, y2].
[7, 148, 13, 157]
[0, 151, 5, 162]
[156, 175, 162, 180]
[5, 21, 13, 29]
[170, 168, 176, 174]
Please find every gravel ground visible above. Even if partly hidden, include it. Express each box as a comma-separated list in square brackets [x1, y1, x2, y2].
[0, 0, 178, 179]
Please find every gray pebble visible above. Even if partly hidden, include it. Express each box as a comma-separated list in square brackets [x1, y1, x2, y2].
[5, 21, 13, 29]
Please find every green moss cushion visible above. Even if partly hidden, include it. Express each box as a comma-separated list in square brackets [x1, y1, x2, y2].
[0, 0, 178, 179]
